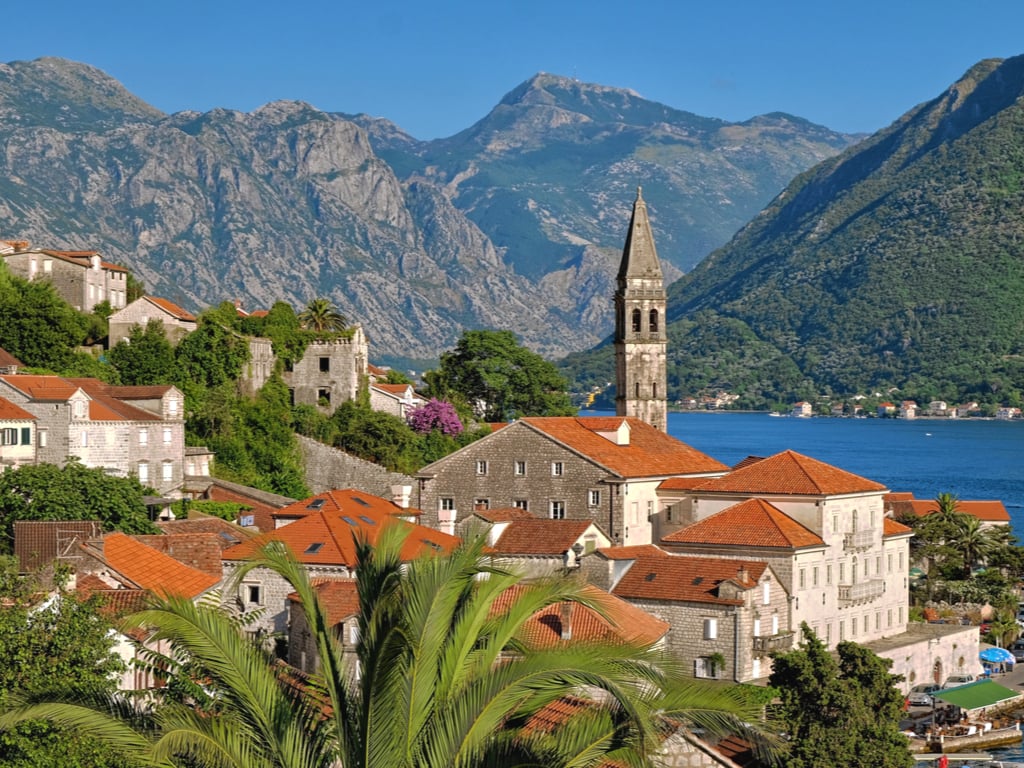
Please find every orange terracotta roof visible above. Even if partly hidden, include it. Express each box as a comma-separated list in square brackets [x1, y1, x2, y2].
[519, 417, 729, 478]
[269, 489, 420, 522]
[595, 544, 670, 560]
[144, 296, 196, 322]
[372, 383, 414, 396]
[0, 376, 168, 422]
[693, 449, 886, 496]
[36, 249, 128, 272]
[888, 498, 1010, 523]
[0, 348, 23, 368]
[288, 579, 360, 625]
[732, 455, 767, 470]
[249, 309, 269, 318]
[663, 498, 825, 549]
[495, 583, 669, 648]
[102, 533, 219, 599]
[106, 385, 175, 399]
[473, 507, 536, 523]
[491, 519, 594, 556]
[0, 396, 35, 420]
[612, 554, 768, 605]
[156, 517, 256, 548]
[883, 517, 914, 536]
[522, 696, 592, 735]
[223, 497, 459, 567]
[0, 375, 77, 400]
[367, 363, 390, 377]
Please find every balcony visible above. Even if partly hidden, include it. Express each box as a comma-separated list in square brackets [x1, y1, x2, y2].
[752, 632, 795, 656]
[843, 528, 875, 551]
[838, 579, 885, 604]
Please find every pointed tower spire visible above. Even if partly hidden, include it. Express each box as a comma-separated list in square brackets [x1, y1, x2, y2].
[614, 187, 668, 431]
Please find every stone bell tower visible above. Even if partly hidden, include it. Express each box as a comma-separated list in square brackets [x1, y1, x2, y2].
[614, 187, 667, 431]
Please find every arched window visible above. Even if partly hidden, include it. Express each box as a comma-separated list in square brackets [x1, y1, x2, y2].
[649, 308, 659, 332]
[631, 309, 641, 333]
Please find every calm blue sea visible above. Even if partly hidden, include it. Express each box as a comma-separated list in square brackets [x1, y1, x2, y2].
[584, 410, 1024, 537]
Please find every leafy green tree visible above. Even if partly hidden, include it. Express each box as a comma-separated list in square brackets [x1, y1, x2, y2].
[426, 330, 576, 422]
[174, 315, 250, 391]
[0, 462, 157, 553]
[298, 297, 347, 333]
[0, 266, 87, 372]
[1, 531, 776, 768]
[769, 625, 912, 768]
[108, 319, 177, 385]
[0, 559, 131, 768]
[331, 399, 422, 473]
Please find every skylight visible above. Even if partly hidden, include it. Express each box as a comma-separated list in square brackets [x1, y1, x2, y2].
[358, 515, 376, 525]
[304, 543, 324, 554]
[341, 516, 357, 526]
[352, 497, 370, 507]
[307, 499, 325, 510]
[644, 572, 656, 582]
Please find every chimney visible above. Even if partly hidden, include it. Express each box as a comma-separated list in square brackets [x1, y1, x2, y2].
[560, 602, 574, 641]
[736, 566, 749, 584]
[390, 484, 412, 509]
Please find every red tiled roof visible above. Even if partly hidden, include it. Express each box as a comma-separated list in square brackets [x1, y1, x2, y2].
[612, 554, 767, 605]
[595, 544, 670, 560]
[0, 348, 23, 368]
[156, 517, 256, 549]
[888, 497, 1010, 523]
[367, 363, 390, 378]
[519, 417, 729, 478]
[106, 385, 175, 400]
[662, 498, 825, 549]
[494, 583, 669, 648]
[491, 519, 594, 556]
[0, 376, 168, 422]
[144, 296, 196, 322]
[883, 517, 914, 536]
[288, 579, 360, 625]
[473, 507, 536, 523]
[37, 249, 128, 272]
[269, 489, 421, 522]
[0, 396, 35, 421]
[223, 495, 459, 567]
[657, 476, 710, 491]
[102, 533, 219, 599]
[249, 309, 269, 318]
[692, 449, 886, 496]
[372, 383, 414, 396]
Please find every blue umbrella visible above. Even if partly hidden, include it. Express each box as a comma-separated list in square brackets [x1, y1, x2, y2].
[980, 647, 1015, 664]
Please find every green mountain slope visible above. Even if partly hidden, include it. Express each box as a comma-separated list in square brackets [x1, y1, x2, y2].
[583, 55, 1024, 407]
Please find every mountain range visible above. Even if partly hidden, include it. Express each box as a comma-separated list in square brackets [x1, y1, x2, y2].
[563, 55, 1024, 407]
[0, 58, 859, 367]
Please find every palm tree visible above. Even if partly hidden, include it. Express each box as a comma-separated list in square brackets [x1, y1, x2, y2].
[1, 527, 776, 767]
[298, 298, 347, 334]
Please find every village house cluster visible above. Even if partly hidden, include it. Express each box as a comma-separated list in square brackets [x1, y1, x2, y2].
[3, 191, 1011, 766]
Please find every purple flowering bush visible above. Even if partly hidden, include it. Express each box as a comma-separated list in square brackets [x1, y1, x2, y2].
[407, 398, 464, 436]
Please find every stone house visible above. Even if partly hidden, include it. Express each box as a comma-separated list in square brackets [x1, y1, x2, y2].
[220, 488, 460, 636]
[791, 401, 813, 417]
[415, 416, 729, 547]
[287, 579, 360, 676]
[369, 382, 426, 419]
[479, 514, 613, 578]
[1, 246, 129, 312]
[0, 396, 36, 470]
[900, 400, 919, 419]
[581, 548, 790, 683]
[283, 329, 368, 412]
[108, 295, 197, 347]
[0, 375, 186, 495]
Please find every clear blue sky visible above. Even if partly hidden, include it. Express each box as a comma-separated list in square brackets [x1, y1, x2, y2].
[6, 1, 1024, 140]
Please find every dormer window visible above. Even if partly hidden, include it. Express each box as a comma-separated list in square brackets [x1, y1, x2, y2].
[73, 400, 86, 419]
[167, 398, 178, 416]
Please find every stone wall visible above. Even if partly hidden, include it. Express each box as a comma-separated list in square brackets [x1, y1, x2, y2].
[297, 435, 415, 498]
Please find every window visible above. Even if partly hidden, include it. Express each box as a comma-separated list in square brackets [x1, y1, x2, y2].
[440, 498, 455, 511]
[812, 566, 819, 587]
[695, 656, 721, 679]
[762, 580, 770, 605]
[832, 516, 838, 533]
[476, 460, 488, 476]
[43, 259, 52, 273]
[474, 499, 489, 510]
[771, 614, 779, 635]
[349, 623, 359, 645]
[799, 569, 805, 589]
[839, 620, 845, 641]
[514, 460, 526, 476]
[317, 388, 331, 406]
[0, 428, 16, 445]
[631, 309, 641, 332]
[647, 500, 654, 519]
[246, 584, 261, 605]
[753, 618, 761, 637]
[887, 609, 892, 627]
[73, 400, 86, 418]
[38, 429, 47, 448]
[851, 616, 857, 637]
[81, 430, 89, 447]
[163, 427, 172, 445]
[887, 553, 893, 573]
[826, 623, 832, 644]
[839, 562, 845, 583]
[588, 490, 600, 507]
[551, 461, 564, 477]
[875, 612, 881, 630]
[319, 357, 330, 373]
[162, 461, 173, 482]
[19, 427, 29, 445]
[513, 499, 529, 510]
[826, 564, 832, 585]
[139, 428, 148, 446]
[649, 308, 659, 332]
[703, 618, 717, 640]
[549, 501, 565, 520]
[138, 462, 149, 483]
[898, 552, 904, 570]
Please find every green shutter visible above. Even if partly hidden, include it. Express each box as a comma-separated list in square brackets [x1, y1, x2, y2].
[21, 427, 30, 445]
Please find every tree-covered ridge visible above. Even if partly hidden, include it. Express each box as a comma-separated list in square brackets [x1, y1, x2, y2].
[652, 54, 1024, 406]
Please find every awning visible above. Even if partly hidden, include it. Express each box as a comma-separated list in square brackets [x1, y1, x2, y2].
[932, 680, 1020, 711]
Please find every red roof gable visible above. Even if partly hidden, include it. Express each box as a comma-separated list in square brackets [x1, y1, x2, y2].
[518, 417, 729, 478]
[883, 517, 914, 536]
[0, 348, 23, 368]
[663, 498, 825, 549]
[0, 376, 169, 422]
[144, 296, 196, 322]
[0, 396, 35, 421]
[101, 533, 219, 599]
[269, 488, 421, 522]
[288, 579, 360, 626]
[612, 554, 768, 605]
[693, 449, 886, 496]
[473, 507, 536, 523]
[491, 519, 595, 556]
[223, 498, 459, 568]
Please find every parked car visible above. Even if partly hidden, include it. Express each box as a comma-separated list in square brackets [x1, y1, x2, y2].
[942, 674, 977, 689]
[908, 684, 940, 706]
[1010, 641, 1024, 662]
